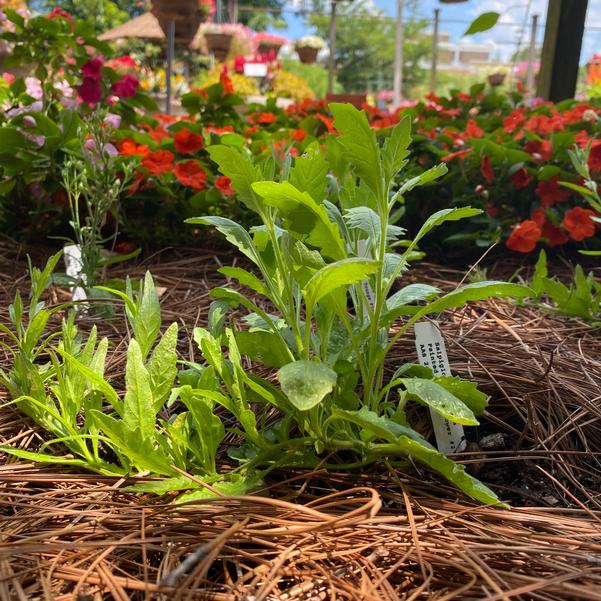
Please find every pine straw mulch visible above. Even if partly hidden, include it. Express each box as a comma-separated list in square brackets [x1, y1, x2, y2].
[1, 242, 601, 600]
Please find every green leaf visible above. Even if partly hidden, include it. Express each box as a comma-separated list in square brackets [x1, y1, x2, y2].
[252, 181, 346, 260]
[0, 445, 89, 467]
[0, 127, 29, 150]
[206, 145, 261, 211]
[278, 360, 337, 411]
[385, 284, 440, 313]
[132, 272, 161, 360]
[330, 103, 383, 200]
[289, 140, 329, 202]
[398, 163, 448, 197]
[147, 323, 179, 413]
[235, 330, 292, 368]
[434, 376, 489, 416]
[123, 339, 155, 439]
[382, 114, 412, 183]
[414, 281, 531, 322]
[185, 216, 260, 265]
[464, 12, 500, 35]
[304, 258, 379, 315]
[401, 378, 478, 425]
[330, 406, 424, 442]
[387, 437, 504, 506]
[531, 250, 548, 297]
[218, 266, 267, 296]
[408, 208, 482, 254]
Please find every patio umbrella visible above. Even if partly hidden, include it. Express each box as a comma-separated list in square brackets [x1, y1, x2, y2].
[98, 12, 166, 42]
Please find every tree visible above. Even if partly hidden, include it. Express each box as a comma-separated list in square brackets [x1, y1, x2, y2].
[233, 0, 287, 32]
[308, 0, 430, 95]
[35, 0, 147, 33]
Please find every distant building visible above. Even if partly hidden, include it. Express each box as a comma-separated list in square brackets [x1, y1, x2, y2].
[436, 32, 494, 72]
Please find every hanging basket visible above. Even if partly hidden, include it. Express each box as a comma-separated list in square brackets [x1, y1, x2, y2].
[151, 0, 207, 45]
[258, 41, 283, 57]
[488, 72, 506, 87]
[205, 32, 233, 62]
[296, 46, 319, 64]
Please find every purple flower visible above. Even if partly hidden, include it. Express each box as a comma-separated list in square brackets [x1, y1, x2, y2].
[104, 113, 121, 129]
[6, 100, 43, 118]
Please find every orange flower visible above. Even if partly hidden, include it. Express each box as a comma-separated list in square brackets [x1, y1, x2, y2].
[480, 155, 494, 184]
[506, 220, 542, 253]
[220, 70, 234, 95]
[141, 150, 174, 176]
[173, 128, 204, 154]
[215, 175, 235, 195]
[174, 160, 208, 190]
[563, 206, 597, 241]
[119, 138, 149, 157]
[292, 128, 307, 142]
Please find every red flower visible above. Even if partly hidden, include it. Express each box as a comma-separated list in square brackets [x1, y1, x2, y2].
[465, 119, 484, 138]
[563, 207, 597, 241]
[77, 78, 102, 106]
[511, 168, 532, 190]
[220, 70, 234, 95]
[256, 112, 277, 124]
[292, 129, 307, 142]
[174, 160, 208, 190]
[127, 171, 148, 196]
[441, 148, 472, 162]
[114, 241, 137, 254]
[141, 150, 174, 176]
[215, 175, 235, 195]
[173, 128, 204, 154]
[535, 176, 571, 208]
[506, 220, 542, 253]
[82, 58, 104, 81]
[118, 138, 149, 157]
[524, 139, 553, 162]
[485, 202, 498, 217]
[51, 189, 69, 206]
[588, 141, 601, 171]
[503, 109, 526, 133]
[480, 155, 494, 185]
[575, 130, 590, 147]
[316, 113, 336, 133]
[144, 123, 169, 143]
[206, 125, 234, 135]
[542, 222, 569, 247]
[48, 7, 74, 29]
[111, 74, 139, 98]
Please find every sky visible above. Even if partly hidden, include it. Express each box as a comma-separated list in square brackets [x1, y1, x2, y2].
[276, 0, 601, 65]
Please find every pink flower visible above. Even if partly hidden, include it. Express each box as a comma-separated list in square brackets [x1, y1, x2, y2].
[111, 74, 139, 98]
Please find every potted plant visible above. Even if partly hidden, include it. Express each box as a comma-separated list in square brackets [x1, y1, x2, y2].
[203, 25, 234, 62]
[151, 0, 214, 45]
[294, 35, 325, 64]
[255, 32, 287, 58]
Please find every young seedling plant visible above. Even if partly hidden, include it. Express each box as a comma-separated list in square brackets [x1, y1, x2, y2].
[185, 103, 531, 505]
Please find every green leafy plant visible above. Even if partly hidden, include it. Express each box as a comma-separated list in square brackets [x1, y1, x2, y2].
[0, 259, 238, 496]
[529, 250, 600, 324]
[185, 103, 531, 505]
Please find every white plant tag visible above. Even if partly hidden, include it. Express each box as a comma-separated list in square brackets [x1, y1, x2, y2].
[63, 244, 87, 306]
[414, 321, 466, 454]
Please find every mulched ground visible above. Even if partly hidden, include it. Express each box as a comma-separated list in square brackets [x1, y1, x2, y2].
[1, 241, 601, 600]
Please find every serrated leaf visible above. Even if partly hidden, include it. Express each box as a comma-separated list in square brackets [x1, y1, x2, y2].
[252, 181, 346, 260]
[401, 378, 478, 425]
[134, 272, 161, 360]
[219, 266, 267, 296]
[278, 360, 337, 411]
[382, 114, 412, 183]
[398, 163, 448, 196]
[147, 323, 179, 413]
[304, 257, 379, 315]
[185, 216, 260, 265]
[289, 141, 329, 202]
[123, 339, 155, 438]
[206, 145, 261, 211]
[330, 103, 383, 200]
